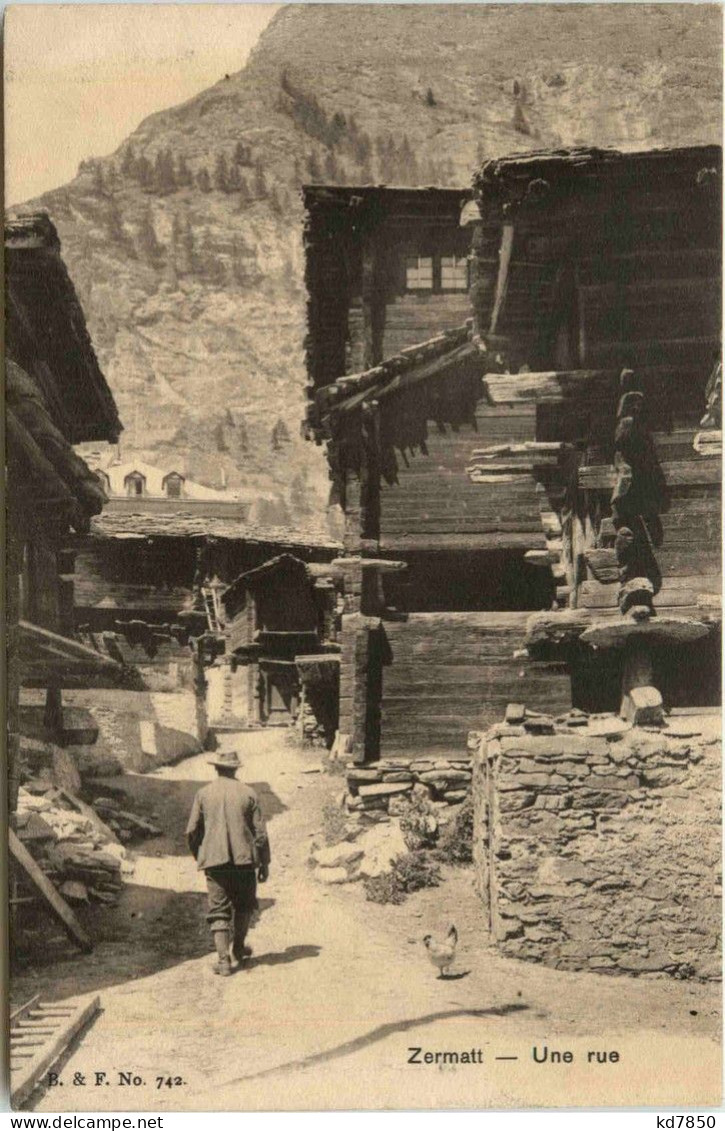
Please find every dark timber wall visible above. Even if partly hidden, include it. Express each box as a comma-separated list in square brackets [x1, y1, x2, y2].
[379, 613, 572, 759]
[348, 293, 471, 372]
[379, 401, 544, 553]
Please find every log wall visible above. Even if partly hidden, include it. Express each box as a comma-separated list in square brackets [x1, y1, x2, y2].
[348, 293, 471, 373]
[471, 147, 721, 378]
[379, 401, 546, 553]
[379, 612, 572, 759]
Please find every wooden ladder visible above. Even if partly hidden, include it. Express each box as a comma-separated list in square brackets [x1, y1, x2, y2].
[10, 994, 101, 1109]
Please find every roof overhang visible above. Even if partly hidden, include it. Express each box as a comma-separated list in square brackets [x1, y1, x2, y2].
[18, 620, 146, 690]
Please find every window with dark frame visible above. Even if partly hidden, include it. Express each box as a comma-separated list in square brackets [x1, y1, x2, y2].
[405, 252, 468, 293]
[405, 255, 434, 290]
[440, 254, 469, 291]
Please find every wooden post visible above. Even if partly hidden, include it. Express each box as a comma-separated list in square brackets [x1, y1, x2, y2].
[29, 540, 60, 631]
[469, 217, 501, 341]
[246, 661, 256, 721]
[360, 401, 381, 547]
[361, 232, 384, 369]
[192, 637, 209, 744]
[342, 457, 363, 556]
[253, 665, 264, 724]
[489, 220, 514, 336]
[57, 546, 76, 636]
[43, 687, 63, 732]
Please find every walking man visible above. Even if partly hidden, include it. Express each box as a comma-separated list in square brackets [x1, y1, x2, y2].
[186, 749, 271, 976]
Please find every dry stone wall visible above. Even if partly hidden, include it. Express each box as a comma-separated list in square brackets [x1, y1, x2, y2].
[472, 709, 721, 980]
[344, 754, 472, 815]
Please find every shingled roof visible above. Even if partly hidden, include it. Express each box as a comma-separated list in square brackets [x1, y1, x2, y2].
[307, 320, 480, 438]
[90, 507, 341, 550]
[474, 143, 723, 204]
[7, 359, 108, 534]
[6, 212, 122, 444]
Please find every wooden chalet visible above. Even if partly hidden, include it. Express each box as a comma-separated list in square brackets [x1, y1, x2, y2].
[72, 508, 340, 733]
[303, 185, 473, 401]
[470, 145, 722, 721]
[5, 214, 132, 815]
[304, 145, 722, 763]
[221, 554, 343, 742]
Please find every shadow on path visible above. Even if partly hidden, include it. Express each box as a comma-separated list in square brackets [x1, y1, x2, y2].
[248, 944, 321, 970]
[218, 1001, 530, 1085]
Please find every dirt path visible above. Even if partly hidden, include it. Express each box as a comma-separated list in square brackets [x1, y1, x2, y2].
[16, 731, 721, 1112]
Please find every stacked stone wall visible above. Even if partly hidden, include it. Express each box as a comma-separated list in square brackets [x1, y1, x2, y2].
[472, 710, 721, 979]
[345, 754, 472, 814]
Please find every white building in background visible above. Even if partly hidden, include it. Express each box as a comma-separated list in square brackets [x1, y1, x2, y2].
[86, 455, 235, 501]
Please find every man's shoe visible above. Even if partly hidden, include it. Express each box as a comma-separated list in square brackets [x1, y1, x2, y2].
[213, 957, 232, 976]
[232, 944, 252, 964]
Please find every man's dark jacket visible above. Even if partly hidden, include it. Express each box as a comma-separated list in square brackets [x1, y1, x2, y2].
[186, 777, 271, 870]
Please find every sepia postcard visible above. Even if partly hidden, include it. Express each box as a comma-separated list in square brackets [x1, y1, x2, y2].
[4, 1, 723, 1113]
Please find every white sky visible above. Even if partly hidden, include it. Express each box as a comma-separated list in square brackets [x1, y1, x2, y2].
[4, 4, 280, 204]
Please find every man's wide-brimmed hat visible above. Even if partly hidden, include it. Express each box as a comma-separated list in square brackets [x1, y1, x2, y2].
[207, 750, 241, 769]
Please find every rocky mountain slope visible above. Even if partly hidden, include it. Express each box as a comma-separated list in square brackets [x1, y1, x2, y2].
[16, 4, 722, 534]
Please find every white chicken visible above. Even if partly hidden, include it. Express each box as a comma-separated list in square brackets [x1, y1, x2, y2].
[423, 925, 458, 978]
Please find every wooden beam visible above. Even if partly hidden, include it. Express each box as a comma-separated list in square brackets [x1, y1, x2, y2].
[489, 220, 514, 335]
[9, 829, 93, 953]
[332, 557, 407, 572]
[579, 457, 722, 490]
[361, 233, 382, 369]
[380, 531, 547, 552]
[18, 620, 143, 690]
[525, 609, 593, 649]
[483, 366, 692, 406]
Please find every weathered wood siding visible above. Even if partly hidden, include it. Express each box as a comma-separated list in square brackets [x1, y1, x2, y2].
[348, 294, 471, 372]
[74, 547, 193, 618]
[471, 147, 721, 378]
[227, 599, 255, 654]
[379, 401, 546, 552]
[379, 612, 572, 758]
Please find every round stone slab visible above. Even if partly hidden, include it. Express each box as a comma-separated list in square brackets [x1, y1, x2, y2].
[580, 616, 710, 650]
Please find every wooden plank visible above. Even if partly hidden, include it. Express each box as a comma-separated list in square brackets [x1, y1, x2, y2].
[9, 830, 93, 954]
[580, 275, 719, 300]
[483, 366, 692, 406]
[579, 458, 722, 490]
[385, 643, 524, 663]
[578, 582, 720, 610]
[380, 532, 546, 551]
[384, 611, 531, 630]
[588, 337, 720, 368]
[658, 552, 721, 576]
[381, 522, 543, 537]
[11, 996, 100, 1109]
